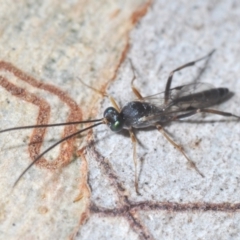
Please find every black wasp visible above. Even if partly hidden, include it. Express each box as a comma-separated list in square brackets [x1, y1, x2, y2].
[1, 50, 239, 194]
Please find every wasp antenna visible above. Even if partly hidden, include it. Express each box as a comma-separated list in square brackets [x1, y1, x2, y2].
[0, 118, 103, 134]
[13, 121, 104, 188]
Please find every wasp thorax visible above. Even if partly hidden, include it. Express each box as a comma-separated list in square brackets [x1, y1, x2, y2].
[103, 107, 124, 132]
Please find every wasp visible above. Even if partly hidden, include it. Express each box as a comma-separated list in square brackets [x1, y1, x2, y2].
[1, 50, 239, 194]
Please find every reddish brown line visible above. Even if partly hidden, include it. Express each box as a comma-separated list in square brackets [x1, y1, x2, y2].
[131, 0, 152, 25]
[90, 202, 240, 215]
[0, 75, 51, 166]
[0, 61, 82, 170]
[87, 142, 128, 203]
[89, 138, 240, 239]
[126, 212, 154, 240]
[107, 0, 152, 87]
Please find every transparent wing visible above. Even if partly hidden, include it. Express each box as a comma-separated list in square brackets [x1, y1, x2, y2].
[140, 82, 221, 110]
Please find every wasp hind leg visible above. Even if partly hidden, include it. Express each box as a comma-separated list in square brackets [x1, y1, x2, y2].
[129, 128, 142, 195]
[129, 59, 144, 100]
[156, 124, 204, 178]
[164, 50, 215, 104]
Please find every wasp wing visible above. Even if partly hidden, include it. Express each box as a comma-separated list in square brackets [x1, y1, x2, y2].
[141, 82, 226, 110]
[134, 82, 229, 125]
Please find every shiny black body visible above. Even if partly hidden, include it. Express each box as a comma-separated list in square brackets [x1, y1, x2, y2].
[121, 101, 165, 129]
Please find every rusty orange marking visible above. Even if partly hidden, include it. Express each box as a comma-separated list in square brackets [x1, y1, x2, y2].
[37, 206, 49, 214]
[0, 61, 82, 170]
[74, 148, 90, 203]
[131, 0, 152, 24]
[109, 8, 121, 19]
[107, 1, 152, 87]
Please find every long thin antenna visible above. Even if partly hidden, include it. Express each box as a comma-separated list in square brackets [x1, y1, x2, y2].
[13, 121, 103, 188]
[0, 119, 103, 133]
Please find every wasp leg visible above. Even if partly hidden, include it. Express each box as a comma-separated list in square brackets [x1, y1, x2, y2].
[79, 77, 107, 97]
[79, 77, 121, 112]
[173, 108, 240, 120]
[156, 124, 204, 178]
[108, 96, 121, 112]
[129, 128, 141, 195]
[129, 59, 144, 100]
[196, 108, 240, 119]
[164, 50, 215, 104]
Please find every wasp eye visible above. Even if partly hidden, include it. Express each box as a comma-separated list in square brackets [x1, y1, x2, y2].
[103, 107, 124, 132]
